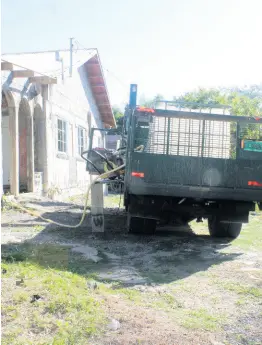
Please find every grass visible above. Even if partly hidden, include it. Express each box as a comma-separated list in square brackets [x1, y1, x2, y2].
[223, 282, 262, 298]
[104, 194, 123, 208]
[1, 243, 105, 345]
[117, 287, 143, 302]
[181, 308, 223, 331]
[235, 298, 249, 306]
[147, 292, 184, 311]
[97, 282, 184, 313]
[3, 223, 45, 234]
[67, 192, 123, 209]
[191, 212, 262, 251]
[232, 213, 262, 251]
[33, 224, 45, 232]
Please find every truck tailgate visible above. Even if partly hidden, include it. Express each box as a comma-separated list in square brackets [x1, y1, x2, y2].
[128, 152, 262, 201]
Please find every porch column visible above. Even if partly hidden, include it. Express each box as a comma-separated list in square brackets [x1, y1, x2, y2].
[41, 85, 49, 195]
[9, 106, 19, 196]
[26, 114, 34, 192]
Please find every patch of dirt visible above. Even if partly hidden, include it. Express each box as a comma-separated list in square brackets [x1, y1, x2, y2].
[99, 295, 216, 345]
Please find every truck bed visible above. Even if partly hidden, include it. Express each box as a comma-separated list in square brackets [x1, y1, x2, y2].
[125, 109, 262, 202]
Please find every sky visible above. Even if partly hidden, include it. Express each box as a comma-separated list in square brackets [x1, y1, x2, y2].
[1, 0, 262, 108]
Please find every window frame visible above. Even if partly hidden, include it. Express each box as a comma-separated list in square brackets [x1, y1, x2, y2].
[57, 118, 67, 153]
[77, 126, 86, 156]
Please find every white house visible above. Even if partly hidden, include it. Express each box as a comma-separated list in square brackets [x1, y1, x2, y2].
[1, 49, 115, 198]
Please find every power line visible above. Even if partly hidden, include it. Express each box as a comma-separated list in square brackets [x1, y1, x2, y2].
[40, 42, 95, 77]
[3, 39, 125, 118]
[43, 52, 94, 78]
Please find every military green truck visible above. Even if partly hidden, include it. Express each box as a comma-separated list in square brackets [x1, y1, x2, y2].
[123, 84, 262, 238]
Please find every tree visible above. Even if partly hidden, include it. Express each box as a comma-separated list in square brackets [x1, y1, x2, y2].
[174, 86, 262, 116]
[175, 86, 262, 140]
[113, 107, 124, 123]
[140, 94, 164, 108]
[109, 107, 124, 134]
[174, 88, 228, 109]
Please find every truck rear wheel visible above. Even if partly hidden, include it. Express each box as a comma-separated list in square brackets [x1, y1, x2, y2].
[180, 215, 195, 224]
[127, 215, 156, 235]
[208, 217, 242, 239]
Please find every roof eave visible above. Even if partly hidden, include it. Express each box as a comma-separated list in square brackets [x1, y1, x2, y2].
[84, 53, 116, 128]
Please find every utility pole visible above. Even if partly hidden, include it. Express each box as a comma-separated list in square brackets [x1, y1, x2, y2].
[69, 37, 74, 77]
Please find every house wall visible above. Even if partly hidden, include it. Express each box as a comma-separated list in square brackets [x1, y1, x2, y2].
[2, 50, 107, 197]
[46, 64, 104, 197]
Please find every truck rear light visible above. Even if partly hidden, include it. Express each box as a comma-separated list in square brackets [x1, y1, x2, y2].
[131, 172, 144, 178]
[137, 106, 155, 113]
[248, 181, 262, 187]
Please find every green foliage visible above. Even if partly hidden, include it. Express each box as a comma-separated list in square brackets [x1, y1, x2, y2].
[140, 94, 164, 107]
[111, 107, 124, 134]
[113, 107, 124, 123]
[174, 86, 262, 117]
[139, 85, 262, 118]
[175, 88, 227, 108]
[229, 92, 261, 117]
[174, 86, 262, 141]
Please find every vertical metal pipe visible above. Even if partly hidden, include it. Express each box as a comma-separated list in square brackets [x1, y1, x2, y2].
[129, 84, 137, 109]
[69, 37, 74, 77]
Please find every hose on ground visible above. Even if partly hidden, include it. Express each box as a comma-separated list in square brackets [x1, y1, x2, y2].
[5, 164, 125, 229]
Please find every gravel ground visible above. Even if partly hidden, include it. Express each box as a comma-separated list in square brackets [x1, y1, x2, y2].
[2, 194, 262, 345]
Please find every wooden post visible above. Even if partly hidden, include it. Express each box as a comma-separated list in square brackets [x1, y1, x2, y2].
[1, 62, 13, 71]
[91, 180, 104, 232]
[12, 70, 34, 78]
[28, 76, 57, 84]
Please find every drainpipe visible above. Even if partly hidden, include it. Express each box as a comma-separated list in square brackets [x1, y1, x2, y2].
[69, 37, 74, 77]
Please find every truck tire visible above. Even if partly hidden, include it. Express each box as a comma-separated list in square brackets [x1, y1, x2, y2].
[208, 217, 242, 239]
[127, 215, 156, 235]
[180, 215, 195, 224]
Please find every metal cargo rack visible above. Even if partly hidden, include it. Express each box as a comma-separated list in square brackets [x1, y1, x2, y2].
[133, 107, 262, 161]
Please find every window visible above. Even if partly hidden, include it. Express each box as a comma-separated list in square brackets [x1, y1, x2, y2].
[78, 126, 85, 155]
[57, 119, 67, 152]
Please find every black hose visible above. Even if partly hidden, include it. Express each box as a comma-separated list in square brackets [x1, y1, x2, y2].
[81, 150, 102, 174]
[81, 148, 121, 177]
[81, 150, 90, 161]
[91, 149, 115, 171]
